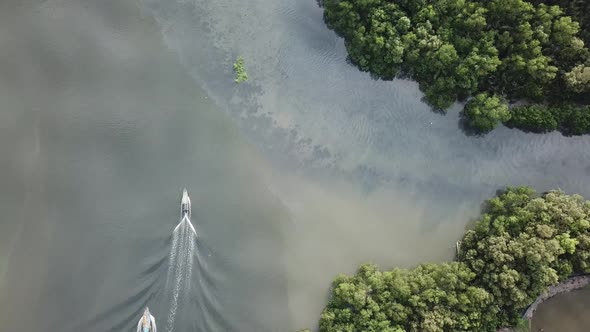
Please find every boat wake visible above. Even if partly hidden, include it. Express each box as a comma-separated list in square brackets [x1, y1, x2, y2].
[160, 189, 226, 331]
[165, 219, 196, 332]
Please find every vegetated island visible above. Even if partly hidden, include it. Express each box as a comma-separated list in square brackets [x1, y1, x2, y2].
[233, 55, 248, 83]
[322, 0, 590, 135]
[300, 187, 590, 332]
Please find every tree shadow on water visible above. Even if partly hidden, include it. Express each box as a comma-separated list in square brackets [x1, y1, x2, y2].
[424, 101, 449, 116]
[457, 111, 491, 137]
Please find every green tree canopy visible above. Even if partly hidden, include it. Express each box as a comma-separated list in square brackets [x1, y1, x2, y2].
[530, 0, 590, 46]
[564, 64, 590, 92]
[319, 263, 498, 332]
[463, 93, 511, 133]
[307, 187, 590, 331]
[460, 187, 590, 325]
[505, 105, 559, 133]
[322, 0, 590, 134]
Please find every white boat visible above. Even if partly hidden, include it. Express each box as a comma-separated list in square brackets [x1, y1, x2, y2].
[174, 188, 196, 235]
[136, 307, 156, 332]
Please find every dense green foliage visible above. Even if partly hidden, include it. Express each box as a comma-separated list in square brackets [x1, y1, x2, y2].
[319, 263, 498, 332]
[514, 318, 531, 332]
[460, 187, 590, 325]
[322, 0, 590, 134]
[531, 0, 590, 45]
[305, 187, 590, 331]
[505, 105, 559, 133]
[506, 104, 590, 134]
[463, 93, 510, 133]
[233, 56, 248, 83]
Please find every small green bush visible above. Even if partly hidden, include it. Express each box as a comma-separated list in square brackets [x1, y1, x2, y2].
[463, 93, 511, 133]
[233, 56, 248, 83]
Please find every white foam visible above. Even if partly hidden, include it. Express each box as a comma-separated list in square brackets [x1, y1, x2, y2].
[165, 221, 196, 331]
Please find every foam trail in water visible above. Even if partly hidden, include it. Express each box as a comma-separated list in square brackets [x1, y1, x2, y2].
[184, 235, 195, 292]
[165, 231, 180, 289]
[166, 225, 184, 331]
[165, 221, 196, 332]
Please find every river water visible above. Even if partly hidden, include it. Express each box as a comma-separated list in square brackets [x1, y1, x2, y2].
[0, 0, 589, 331]
[532, 287, 590, 332]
